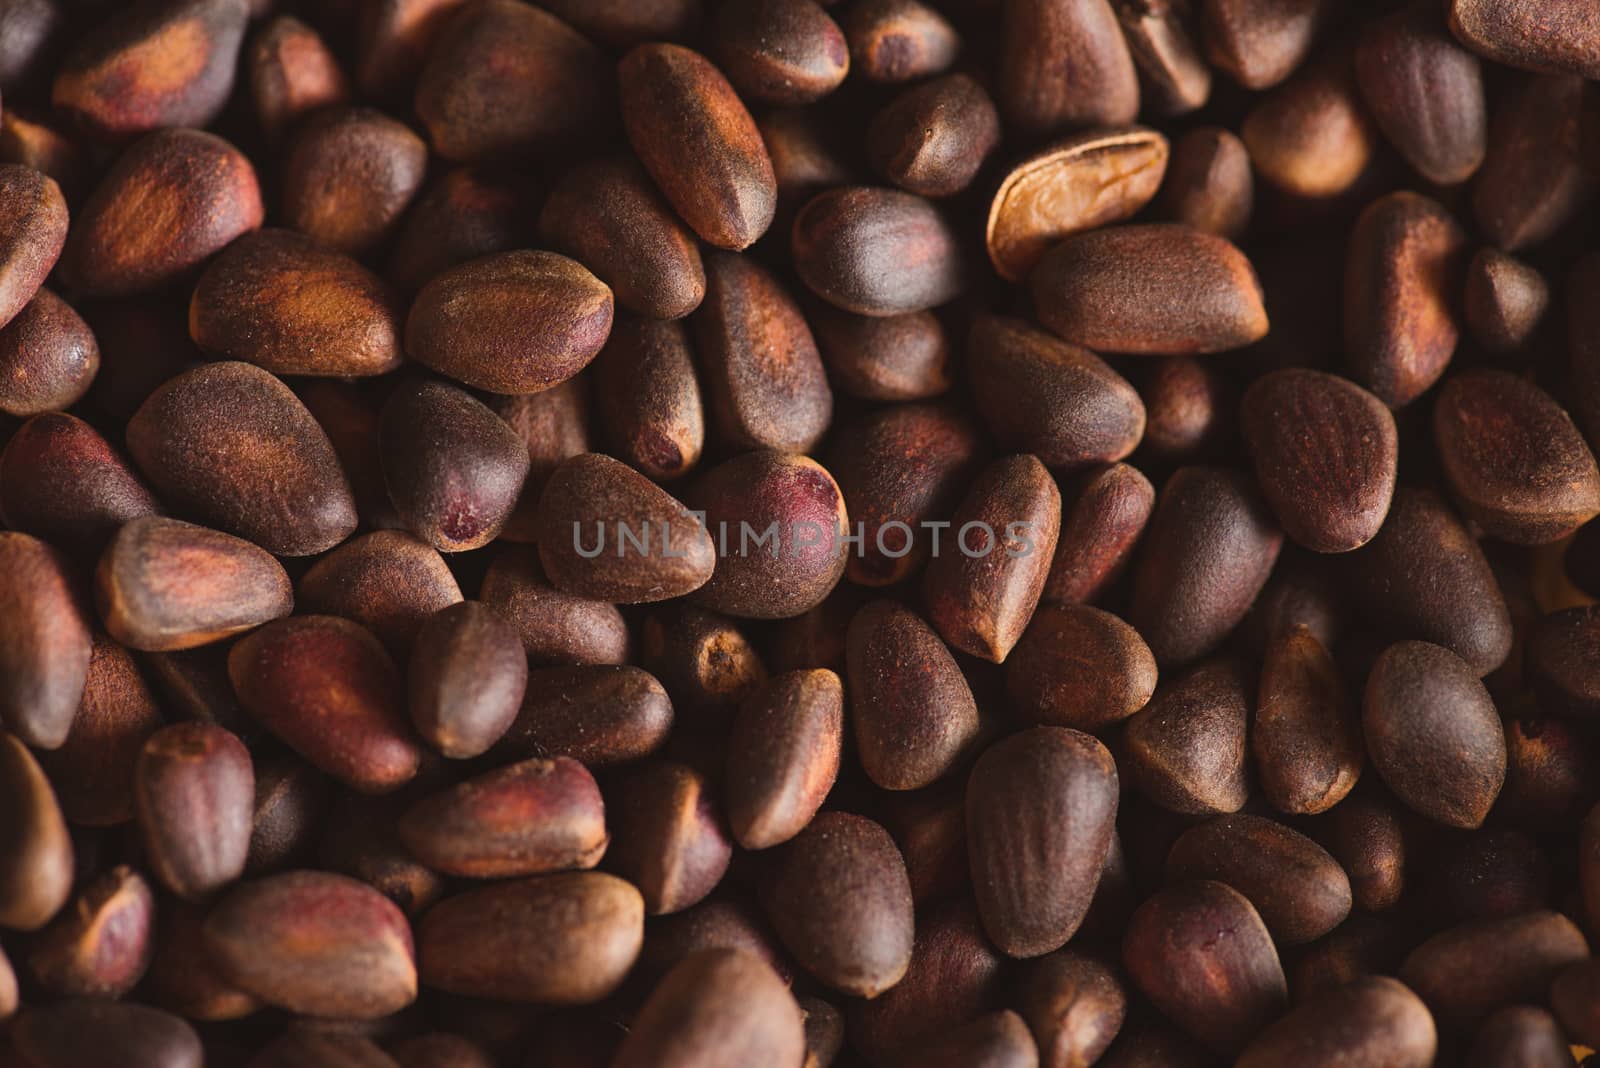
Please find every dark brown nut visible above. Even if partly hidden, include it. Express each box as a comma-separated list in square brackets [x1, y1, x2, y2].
[766, 811, 913, 997]
[1435, 370, 1600, 545]
[0, 288, 97, 416]
[398, 757, 606, 878]
[1473, 74, 1590, 252]
[1166, 813, 1351, 944]
[0, 164, 65, 330]
[850, 899, 1005, 1061]
[248, 15, 349, 146]
[996, 0, 1138, 137]
[1240, 368, 1398, 553]
[642, 605, 767, 720]
[693, 251, 832, 453]
[636, 893, 790, 989]
[0, 413, 159, 557]
[97, 517, 293, 652]
[1122, 880, 1287, 1053]
[205, 870, 417, 1019]
[846, 601, 979, 791]
[1501, 715, 1592, 826]
[51, 0, 248, 141]
[1423, 829, 1551, 924]
[408, 601, 525, 759]
[1254, 624, 1361, 815]
[389, 1033, 494, 1068]
[1345, 192, 1468, 408]
[1128, 467, 1282, 666]
[1553, 958, 1600, 1048]
[486, 382, 595, 538]
[605, 761, 731, 915]
[10, 1000, 202, 1068]
[1156, 126, 1252, 240]
[1237, 976, 1436, 1068]
[1529, 606, 1600, 719]
[614, 950, 805, 1068]
[969, 315, 1144, 471]
[0, 0, 61, 91]
[725, 669, 842, 849]
[1463, 248, 1548, 352]
[480, 546, 629, 665]
[143, 897, 260, 1020]
[880, 784, 967, 906]
[1322, 787, 1407, 912]
[591, 315, 703, 481]
[497, 666, 673, 767]
[536, 453, 714, 603]
[417, 872, 643, 1003]
[1346, 488, 1512, 675]
[710, 0, 848, 106]
[405, 249, 613, 395]
[1355, 2, 1486, 186]
[1241, 57, 1375, 198]
[1122, 659, 1250, 815]
[1364, 640, 1505, 829]
[354, 0, 467, 100]
[987, 128, 1169, 282]
[292, 381, 397, 530]
[759, 107, 855, 228]
[868, 73, 999, 198]
[62, 129, 262, 298]
[1135, 356, 1234, 464]
[1044, 463, 1154, 606]
[1031, 224, 1268, 356]
[135, 723, 254, 899]
[316, 793, 443, 917]
[27, 865, 153, 998]
[144, 645, 247, 734]
[37, 635, 161, 826]
[1200, 0, 1328, 89]
[901, 1010, 1040, 1068]
[0, 532, 92, 750]
[190, 229, 402, 378]
[967, 727, 1118, 958]
[380, 378, 530, 553]
[792, 187, 963, 316]
[1400, 911, 1587, 1022]
[414, 0, 607, 162]
[1113, 0, 1212, 115]
[247, 754, 328, 875]
[1005, 603, 1156, 730]
[827, 404, 982, 586]
[1014, 951, 1126, 1068]
[386, 167, 530, 295]
[1292, 911, 1413, 1003]
[282, 107, 426, 256]
[1244, 550, 1344, 652]
[528, 0, 703, 47]
[229, 616, 421, 793]
[810, 304, 949, 402]
[620, 42, 776, 250]
[841, 0, 959, 82]
[248, 1032, 401, 1068]
[126, 362, 356, 556]
[0, 730, 72, 930]
[687, 451, 849, 620]
[1467, 1005, 1573, 1068]
[924, 454, 1061, 663]
[298, 530, 464, 657]
[540, 156, 705, 320]
[1447, 0, 1600, 79]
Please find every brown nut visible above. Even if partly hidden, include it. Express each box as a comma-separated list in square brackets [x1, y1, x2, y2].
[591, 314, 705, 480]
[1157, 126, 1253, 239]
[868, 73, 999, 198]
[385, 166, 531, 295]
[996, 0, 1140, 137]
[480, 546, 629, 665]
[1399, 910, 1587, 1022]
[1004, 602, 1158, 730]
[1201, 0, 1329, 89]
[842, 0, 960, 83]
[408, 601, 527, 759]
[725, 669, 842, 850]
[0, 287, 98, 417]
[10, 1000, 202, 1068]
[28, 866, 155, 999]
[1472, 73, 1591, 252]
[0, 730, 73, 930]
[0, 532, 92, 750]
[1462, 247, 1548, 352]
[281, 106, 426, 258]
[1236, 976, 1436, 1068]
[605, 761, 732, 915]
[0, 413, 159, 557]
[1044, 463, 1155, 606]
[1447, 0, 1600, 80]
[135, 723, 254, 901]
[1253, 624, 1362, 815]
[613, 950, 805, 1068]
[809, 304, 950, 402]
[496, 666, 674, 768]
[1122, 658, 1250, 815]
[1016, 950, 1126, 1068]
[710, 0, 849, 106]
[248, 14, 349, 146]
[0, 163, 66, 331]
[1241, 55, 1375, 199]
[792, 186, 964, 316]
[296, 530, 464, 657]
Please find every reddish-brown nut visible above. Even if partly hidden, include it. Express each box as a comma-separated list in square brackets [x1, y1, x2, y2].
[386, 167, 532, 295]
[1201, 0, 1329, 89]
[0, 532, 92, 750]
[248, 15, 349, 146]
[0, 413, 159, 557]
[619, 43, 776, 250]
[51, 0, 249, 141]
[1031, 224, 1268, 355]
[846, 600, 979, 791]
[809, 304, 950, 402]
[792, 186, 964, 316]
[246, 755, 328, 876]
[1123, 658, 1251, 815]
[1447, 0, 1600, 80]
[1237, 976, 1436, 1068]
[354, 0, 468, 100]
[1240, 369, 1398, 553]
[0, 288, 96, 417]
[281, 106, 427, 258]
[0, 163, 66, 330]
[1128, 467, 1283, 666]
[996, 0, 1140, 137]
[1463, 247, 1548, 352]
[480, 546, 630, 665]
[923, 454, 1062, 663]
[1044, 463, 1155, 606]
[135, 722, 254, 899]
[1364, 641, 1506, 829]
[297, 530, 464, 657]
[126, 361, 356, 556]
[1241, 56, 1375, 199]
[1254, 624, 1362, 815]
[1472, 73, 1591, 252]
[398, 757, 607, 878]
[967, 727, 1119, 958]
[0, 730, 73, 930]
[405, 250, 614, 395]
[1122, 880, 1287, 1053]
[1015, 950, 1125, 1068]
[868, 73, 999, 198]
[190, 229, 402, 378]
[489, 381, 594, 528]
[415, 0, 609, 163]
[1005, 602, 1158, 730]
[1399, 911, 1588, 1022]
[408, 601, 526, 759]
[710, 0, 848, 106]
[1157, 126, 1252, 239]
[97, 517, 293, 652]
[10, 999, 203, 1068]
[229, 615, 421, 793]
[614, 949, 805, 1068]
[61, 129, 262, 298]
[605, 761, 732, 915]
[725, 669, 842, 850]
[842, 0, 960, 83]
[641, 605, 768, 723]
[27, 866, 154, 1000]
[590, 315, 704, 481]
[204, 870, 418, 1019]
[496, 666, 673, 768]
[416, 872, 644, 1003]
